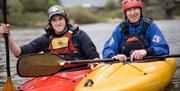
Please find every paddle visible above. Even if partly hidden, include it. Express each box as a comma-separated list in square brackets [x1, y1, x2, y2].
[17, 53, 180, 77]
[2, 0, 16, 91]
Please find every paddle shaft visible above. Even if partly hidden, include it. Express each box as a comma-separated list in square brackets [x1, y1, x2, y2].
[2, 1, 16, 90]
[66, 54, 180, 64]
[2, 0, 11, 77]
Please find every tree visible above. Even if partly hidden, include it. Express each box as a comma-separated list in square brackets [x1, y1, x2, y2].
[9, 0, 23, 13]
[19, 0, 60, 13]
[106, 0, 120, 10]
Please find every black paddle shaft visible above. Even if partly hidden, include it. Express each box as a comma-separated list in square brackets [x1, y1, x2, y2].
[68, 59, 115, 64]
[2, 0, 11, 77]
[67, 54, 180, 64]
[144, 54, 180, 60]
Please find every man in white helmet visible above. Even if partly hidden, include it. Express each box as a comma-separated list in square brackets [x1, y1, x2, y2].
[0, 5, 99, 60]
[0, 5, 99, 91]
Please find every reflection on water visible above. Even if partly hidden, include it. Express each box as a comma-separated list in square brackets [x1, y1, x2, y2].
[0, 20, 180, 90]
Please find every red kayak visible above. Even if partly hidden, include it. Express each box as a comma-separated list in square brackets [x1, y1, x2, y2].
[19, 68, 91, 91]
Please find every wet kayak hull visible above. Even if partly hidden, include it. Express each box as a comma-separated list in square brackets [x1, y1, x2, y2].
[19, 68, 91, 91]
[75, 58, 176, 91]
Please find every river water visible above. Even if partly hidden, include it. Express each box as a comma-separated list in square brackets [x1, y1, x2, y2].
[0, 20, 180, 90]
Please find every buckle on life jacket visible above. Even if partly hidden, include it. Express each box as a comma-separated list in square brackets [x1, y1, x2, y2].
[127, 37, 139, 42]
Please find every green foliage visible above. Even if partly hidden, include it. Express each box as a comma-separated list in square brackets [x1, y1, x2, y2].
[109, 10, 123, 19]
[1, 0, 179, 27]
[104, 0, 122, 19]
[19, 0, 59, 13]
[4, 0, 60, 27]
[48, 0, 59, 7]
[68, 6, 104, 24]
[106, 0, 116, 10]
[173, 7, 180, 17]
[20, 0, 46, 12]
[105, 0, 120, 11]
[98, 9, 122, 20]
[8, 12, 47, 27]
[9, 0, 23, 13]
[0, 16, 3, 23]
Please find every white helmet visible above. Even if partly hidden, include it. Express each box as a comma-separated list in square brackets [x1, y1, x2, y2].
[48, 5, 68, 23]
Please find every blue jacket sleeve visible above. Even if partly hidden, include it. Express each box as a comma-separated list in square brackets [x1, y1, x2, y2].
[102, 26, 122, 58]
[146, 23, 169, 55]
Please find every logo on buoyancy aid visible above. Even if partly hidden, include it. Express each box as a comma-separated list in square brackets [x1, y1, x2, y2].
[51, 37, 69, 49]
[153, 35, 161, 43]
[120, 18, 153, 57]
[49, 30, 81, 60]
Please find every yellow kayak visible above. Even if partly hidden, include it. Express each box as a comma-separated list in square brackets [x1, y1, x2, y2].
[75, 58, 176, 91]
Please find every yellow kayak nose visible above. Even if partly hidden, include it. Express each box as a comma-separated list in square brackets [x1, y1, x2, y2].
[75, 58, 176, 91]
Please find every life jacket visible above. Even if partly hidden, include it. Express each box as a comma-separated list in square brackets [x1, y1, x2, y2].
[49, 29, 81, 60]
[49, 29, 89, 69]
[120, 18, 153, 57]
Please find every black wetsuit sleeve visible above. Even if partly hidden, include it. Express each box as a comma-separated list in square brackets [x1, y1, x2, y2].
[20, 34, 50, 56]
[76, 30, 99, 59]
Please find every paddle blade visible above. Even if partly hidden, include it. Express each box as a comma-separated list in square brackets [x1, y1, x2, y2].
[2, 77, 16, 91]
[17, 53, 63, 77]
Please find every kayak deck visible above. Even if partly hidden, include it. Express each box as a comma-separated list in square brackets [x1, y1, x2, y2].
[19, 68, 91, 91]
[75, 58, 176, 91]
